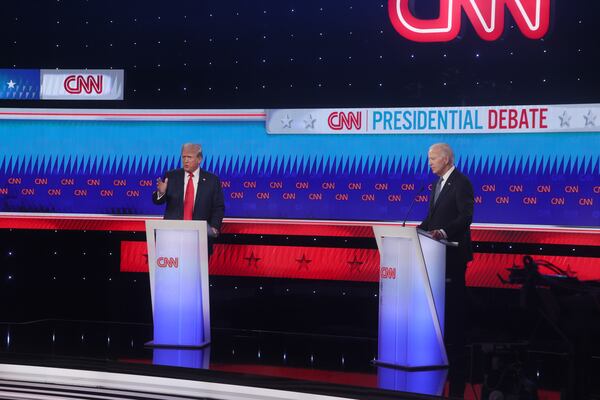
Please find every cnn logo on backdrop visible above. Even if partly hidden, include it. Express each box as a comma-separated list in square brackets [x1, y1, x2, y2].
[388, 0, 550, 42]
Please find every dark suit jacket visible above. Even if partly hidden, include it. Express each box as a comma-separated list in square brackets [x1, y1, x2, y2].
[418, 168, 474, 264]
[152, 168, 225, 253]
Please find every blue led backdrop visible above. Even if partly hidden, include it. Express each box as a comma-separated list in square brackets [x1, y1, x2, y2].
[0, 118, 597, 227]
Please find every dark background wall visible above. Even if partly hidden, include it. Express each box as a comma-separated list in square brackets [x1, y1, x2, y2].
[1, 0, 599, 109]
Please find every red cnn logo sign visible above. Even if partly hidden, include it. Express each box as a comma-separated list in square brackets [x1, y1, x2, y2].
[64, 75, 103, 94]
[381, 266, 397, 279]
[156, 257, 179, 268]
[327, 111, 362, 130]
[388, 0, 550, 42]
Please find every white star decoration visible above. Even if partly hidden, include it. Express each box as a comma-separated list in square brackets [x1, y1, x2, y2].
[558, 111, 571, 127]
[583, 110, 596, 127]
[7, 80, 16, 89]
[304, 114, 316, 129]
[281, 114, 293, 128]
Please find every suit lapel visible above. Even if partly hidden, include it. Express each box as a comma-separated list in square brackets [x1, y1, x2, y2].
[173, 169, 185, 219]
[175, 169, 185, 199]
[194, 169, 206, 213]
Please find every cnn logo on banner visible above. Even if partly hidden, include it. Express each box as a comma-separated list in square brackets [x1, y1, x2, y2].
[388, 0, 550, 42]
[327, 111, 362, 130]
[40, 69, 123, 100]
[156, 257, 179, 268]
[64, 75, 103, 94]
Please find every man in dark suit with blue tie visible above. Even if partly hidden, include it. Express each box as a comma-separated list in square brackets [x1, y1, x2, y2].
[418, 143, 473, 396]
[152, 143, 225, 254]
[418, 143, 474, 349]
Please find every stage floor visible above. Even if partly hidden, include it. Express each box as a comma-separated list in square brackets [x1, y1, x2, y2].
[0, 320, 598, 400]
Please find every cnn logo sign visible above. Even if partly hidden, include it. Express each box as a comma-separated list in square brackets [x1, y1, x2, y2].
[327, 111, 362, 130]
[388, 0, 550, 42]
[381, 266, 397, 279]
[156, 257, 179, 268]
[64, 75, 103, 94]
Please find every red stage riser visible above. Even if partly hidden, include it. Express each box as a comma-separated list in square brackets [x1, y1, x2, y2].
[120, 241, 600, 288]
[2, 215, 597, 288]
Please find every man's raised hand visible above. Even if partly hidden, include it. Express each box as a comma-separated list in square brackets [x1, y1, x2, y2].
[156, 177, 168, 194]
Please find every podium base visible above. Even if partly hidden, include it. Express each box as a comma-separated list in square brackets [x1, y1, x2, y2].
[144, 340, 210, 349]
[372, 359, 448, 371]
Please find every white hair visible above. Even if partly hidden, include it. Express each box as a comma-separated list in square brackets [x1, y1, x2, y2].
[429, 143, 454, 164]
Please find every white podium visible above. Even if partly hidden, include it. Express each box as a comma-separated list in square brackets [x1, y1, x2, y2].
[145, 220, 211, 348]
[373, 226, 454, 370]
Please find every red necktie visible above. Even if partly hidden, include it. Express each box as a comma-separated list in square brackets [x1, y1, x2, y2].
[183, 172, 194, 220]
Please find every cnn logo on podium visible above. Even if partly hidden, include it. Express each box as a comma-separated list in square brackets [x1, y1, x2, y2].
[156, 257, 179, 268]
[381, 266, 397, 279]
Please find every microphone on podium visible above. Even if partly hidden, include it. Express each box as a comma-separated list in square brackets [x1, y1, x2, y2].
[402, 185, 426, 227]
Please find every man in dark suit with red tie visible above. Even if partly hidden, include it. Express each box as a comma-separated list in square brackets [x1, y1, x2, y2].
[152, 143, 225, 254]
[418, 143, 474, 347]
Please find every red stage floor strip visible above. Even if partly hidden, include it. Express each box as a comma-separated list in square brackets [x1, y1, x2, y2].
[1, 215, 598, 238]
[210, 364, 377, 388]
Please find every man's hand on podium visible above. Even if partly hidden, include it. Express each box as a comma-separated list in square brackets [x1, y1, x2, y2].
[208, 225, 219, 238]
[156, 177, 168, 195]
[429, 229, 446, 240]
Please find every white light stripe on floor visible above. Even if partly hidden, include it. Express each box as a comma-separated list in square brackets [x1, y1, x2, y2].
[0, 364, 355, 400]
